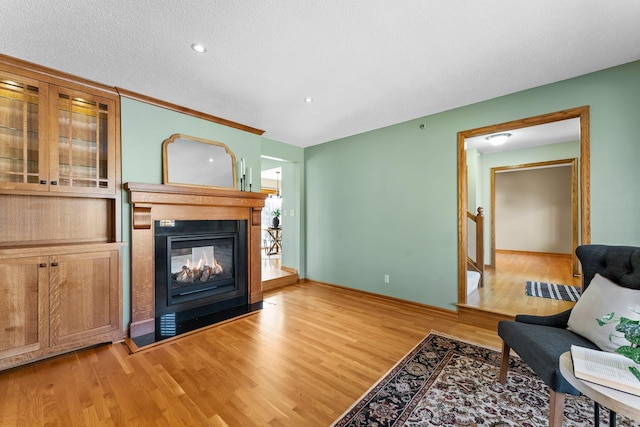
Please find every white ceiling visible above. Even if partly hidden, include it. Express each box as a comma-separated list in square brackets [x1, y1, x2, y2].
[261, 167, 282, 182]
[465, 118, 581, 155]
[2, 1, 639, 148]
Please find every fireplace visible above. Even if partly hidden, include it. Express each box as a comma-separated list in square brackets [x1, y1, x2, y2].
[125, 182, 267, 349]
[154, 220, 248, 316]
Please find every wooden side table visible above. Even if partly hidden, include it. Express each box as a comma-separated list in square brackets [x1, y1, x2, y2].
[266, 227, 282, 255]
[559, 351, 640, 426]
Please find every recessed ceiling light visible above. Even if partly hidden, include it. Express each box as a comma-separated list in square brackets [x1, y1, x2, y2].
[191, 43, 207, 53]
[304, 97, 314, 103]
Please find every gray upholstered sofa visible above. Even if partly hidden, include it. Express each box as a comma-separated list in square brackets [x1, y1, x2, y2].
[497, 244, 640, 427]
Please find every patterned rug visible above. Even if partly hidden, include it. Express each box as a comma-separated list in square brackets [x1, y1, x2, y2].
[332, 332, 639, 426]
[526, 281, 582, 301]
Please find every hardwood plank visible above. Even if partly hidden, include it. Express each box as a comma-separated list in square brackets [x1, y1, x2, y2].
[261, 258, 298, 291]
[464, 250, 580, 318]
[0, 282, 502, 426]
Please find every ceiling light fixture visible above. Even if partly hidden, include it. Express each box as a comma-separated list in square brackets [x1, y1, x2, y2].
[304, 97, 314, 103]
[485, 133, 512, 146]
[191, 43, 207, 53]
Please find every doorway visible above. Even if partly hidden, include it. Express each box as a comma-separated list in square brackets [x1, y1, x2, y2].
[457, 106, 591, 308]
[260, 165, 299, 288]
[491, 159, 578, 273]
[261, 167, 283, 259]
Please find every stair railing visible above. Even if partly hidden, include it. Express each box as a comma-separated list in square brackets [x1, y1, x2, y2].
[467, 207, 484, 287]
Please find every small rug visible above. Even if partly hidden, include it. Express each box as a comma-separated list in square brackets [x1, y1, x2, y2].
[332, 332, 639, 426]
[526, 280, 582, 301]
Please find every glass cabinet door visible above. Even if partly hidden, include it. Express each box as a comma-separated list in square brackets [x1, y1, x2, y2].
[50, 86, 115, 195]
[0, 72, 48, 190]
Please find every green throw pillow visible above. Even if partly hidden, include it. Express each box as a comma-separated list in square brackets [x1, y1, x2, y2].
[567, 273, 640, 352]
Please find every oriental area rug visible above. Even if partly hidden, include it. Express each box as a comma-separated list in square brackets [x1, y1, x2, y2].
[332, 332, 639, 427]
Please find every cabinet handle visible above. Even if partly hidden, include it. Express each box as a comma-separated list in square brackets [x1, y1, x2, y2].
[51, 181, 58, 185]
[40, 180, 47, 185]
[51, 262, 59, 267]
[39, 263, 47, 268]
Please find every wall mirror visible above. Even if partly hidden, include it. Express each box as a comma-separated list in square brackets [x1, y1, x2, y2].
[457, 106, 591, 305]
[163, 134, 237, 189]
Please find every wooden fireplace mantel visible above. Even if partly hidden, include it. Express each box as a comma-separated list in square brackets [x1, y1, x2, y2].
[125, 182, 267, 339]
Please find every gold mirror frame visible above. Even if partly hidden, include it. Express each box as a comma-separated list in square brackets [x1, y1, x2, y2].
[162, 134, 237, 189]
[457, 106, 591, 305]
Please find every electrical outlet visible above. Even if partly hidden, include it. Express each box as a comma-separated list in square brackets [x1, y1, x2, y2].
[384, 274, 390, 284]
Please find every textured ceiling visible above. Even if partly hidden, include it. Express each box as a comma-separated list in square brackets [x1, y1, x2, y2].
[2, 1, 640, 147]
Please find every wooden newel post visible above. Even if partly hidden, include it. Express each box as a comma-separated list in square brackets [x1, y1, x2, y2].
[476, 207, 484, 278]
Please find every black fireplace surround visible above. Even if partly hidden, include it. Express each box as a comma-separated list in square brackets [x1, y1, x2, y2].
[133, 219, 256, 347]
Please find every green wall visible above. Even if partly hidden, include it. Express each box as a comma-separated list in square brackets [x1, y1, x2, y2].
[304, 60, 640, 311]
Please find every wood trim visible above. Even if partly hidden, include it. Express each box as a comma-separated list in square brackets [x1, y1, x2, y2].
[125, 182, 267, 201]
[251, 207, 262, 226]
[262, 273, 299, 292]
[132, 204, 152, 230]
[113, 95, 123, 242]
[490, 170, 496, 268]
[466, 207, 484, 285]
[459, 107, 590, 138]
[0, 53, 118, 97]
[495, 249, 572, 258]
[457, 132, 468, 304]
[116, 87, 265, 136]
[0, 55, 265, 138]
[457, 106, 591, 308]
[570, 157, 579, 275]
[456, 304, 514, 331]
[579, 109, 591, 245]
[0, 242, 126, 259]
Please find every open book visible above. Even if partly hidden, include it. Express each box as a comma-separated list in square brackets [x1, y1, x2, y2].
[571, 345, 640, 396]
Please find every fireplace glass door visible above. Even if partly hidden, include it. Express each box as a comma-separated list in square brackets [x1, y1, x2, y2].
[154, 220, 248, 318]
[168, 235, 235, 304]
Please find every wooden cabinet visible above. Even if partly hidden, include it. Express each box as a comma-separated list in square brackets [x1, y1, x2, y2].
[0, 69, 117, 195]
[0, 55, 123, 370]
[50, 250, 119, 345]
[0, 246, 122, 370]
[49, 86, 116, 195]
[0, 72, 48, 191]
[0, 256, 49, 360]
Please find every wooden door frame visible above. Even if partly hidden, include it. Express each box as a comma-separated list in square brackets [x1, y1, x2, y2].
[490, 158, 579, 273]
[457, 106, 591, 305]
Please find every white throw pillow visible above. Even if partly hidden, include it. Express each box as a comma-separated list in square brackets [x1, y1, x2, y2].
[567, 273, 640, 352]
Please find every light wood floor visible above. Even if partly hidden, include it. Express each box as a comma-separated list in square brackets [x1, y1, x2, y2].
[464, 250, 581, 317]
[0, 251, 577, 426]
[261, 258, 298, 291]
[261, 258, 289, 281]
[0, 283, 501, 427]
